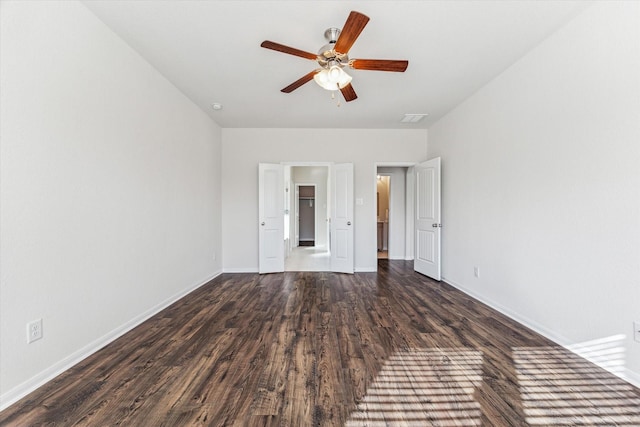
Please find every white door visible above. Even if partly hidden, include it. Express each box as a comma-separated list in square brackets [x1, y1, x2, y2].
[414, 157, 441, 280]
[294, 186, 300, 246]
[330, 163, 354, 273]
[259, 163, 284, 273]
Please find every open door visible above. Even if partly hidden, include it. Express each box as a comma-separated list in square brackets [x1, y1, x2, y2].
[414, 157, 441, 280]
[330, 163, 354, 273]
[259, 163, 284, 273]
[294, 186, 300, 247]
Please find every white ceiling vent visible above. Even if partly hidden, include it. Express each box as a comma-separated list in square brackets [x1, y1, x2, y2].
[401, 113, 428, 123]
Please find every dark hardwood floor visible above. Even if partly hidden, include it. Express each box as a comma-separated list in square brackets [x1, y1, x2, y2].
[2, 261, 639, 426]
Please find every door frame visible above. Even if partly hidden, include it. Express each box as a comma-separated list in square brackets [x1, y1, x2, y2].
[284, 162, 332, 254]
[373, 162, 418, 271]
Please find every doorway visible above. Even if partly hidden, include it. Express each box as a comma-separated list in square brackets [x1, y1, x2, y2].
[376, 175, 390, 259]
[297, 185, 315, 247]
[285, 165, 331, 272]
[374, 165, 414, 268]
[257, 162, 355, 273]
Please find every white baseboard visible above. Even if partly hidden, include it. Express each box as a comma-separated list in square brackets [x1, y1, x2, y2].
[224, 267, 380, 273]
[223, 267, 379, 273]
[441, 276, 640, 389]
[0, 270, 222, 412]
[355, 267, 376, 273]
[222, 267, 258, 273]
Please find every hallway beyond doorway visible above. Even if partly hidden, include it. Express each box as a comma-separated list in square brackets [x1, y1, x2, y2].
[284, 246, 330, 272]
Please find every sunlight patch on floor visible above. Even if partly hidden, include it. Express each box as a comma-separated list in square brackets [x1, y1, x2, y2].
[513, 338, 640, 425]
[567, 334, 627, 376]
[345, 348, 484, 427]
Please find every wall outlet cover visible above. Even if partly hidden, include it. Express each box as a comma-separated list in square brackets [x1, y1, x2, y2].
[27, 319, 43, 344]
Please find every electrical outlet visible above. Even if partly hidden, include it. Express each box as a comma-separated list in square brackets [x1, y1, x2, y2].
[473, 267, 480, 278]
[27, 319, 43, 344]
[634, 321, 640, 343]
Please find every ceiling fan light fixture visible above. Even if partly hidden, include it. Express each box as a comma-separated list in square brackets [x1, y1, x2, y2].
[260, 11, 407, 102]
[314, 65, 352, 91]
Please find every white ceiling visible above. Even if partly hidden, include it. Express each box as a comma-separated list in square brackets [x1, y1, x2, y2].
[83, 1, 588, 129]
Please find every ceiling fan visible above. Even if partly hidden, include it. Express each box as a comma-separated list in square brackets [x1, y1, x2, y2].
[260, 11, 408, 102]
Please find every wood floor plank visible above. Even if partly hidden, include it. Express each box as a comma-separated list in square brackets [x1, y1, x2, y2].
[2, 260, 640, 426]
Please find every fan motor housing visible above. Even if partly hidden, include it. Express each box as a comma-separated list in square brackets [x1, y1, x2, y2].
[317, 28, 348, 68]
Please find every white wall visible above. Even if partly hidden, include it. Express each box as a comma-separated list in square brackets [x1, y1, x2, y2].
[222, 129, 427, 272]
[0, 1, 222, 408]
[292, 166, 328, 248]
[377, 167, 407, 260]
[428, 1, 640, 384]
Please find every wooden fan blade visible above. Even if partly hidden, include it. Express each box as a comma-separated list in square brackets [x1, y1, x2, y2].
[261, 41, 317, 60]
[350, 59, 409, 72]
[281, 70, 319, 93]
[340, 83, 358, 102]
[334, 11, 369, 54]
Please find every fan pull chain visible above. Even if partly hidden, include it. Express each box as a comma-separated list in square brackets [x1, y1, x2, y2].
[330, 91, 341, 107]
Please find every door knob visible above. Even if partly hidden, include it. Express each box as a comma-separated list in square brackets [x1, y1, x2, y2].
[261, 222, 265, 226]
[347, 221, 351, 226]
